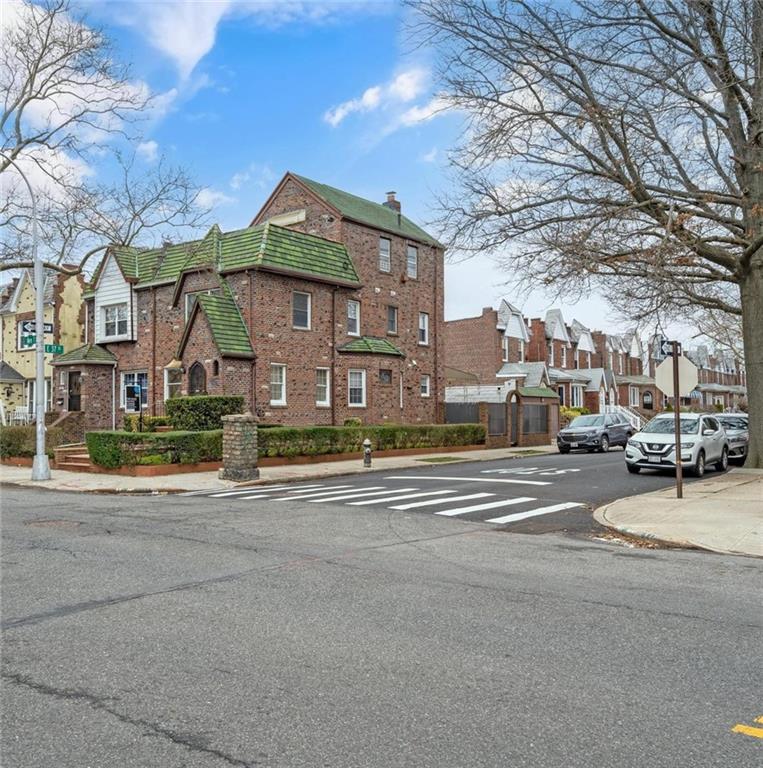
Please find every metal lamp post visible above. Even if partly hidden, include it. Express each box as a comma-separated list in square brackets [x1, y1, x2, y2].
[2, 154, 51, 480]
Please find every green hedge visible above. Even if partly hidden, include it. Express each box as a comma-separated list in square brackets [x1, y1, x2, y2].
[258, 423, 485, 458]
[165, 395, 244, 431]
[122, 415, 171, 432]
[0, 425, 64, 458]
[86, 430, 223, 468]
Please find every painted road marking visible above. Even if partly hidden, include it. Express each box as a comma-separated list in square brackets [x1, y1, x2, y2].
[384, 475, 551, 486]
[307, 487, 415, 503]
[208, 484, 324, 498]
[348, 489, 456, 506]
[481, 467, 582, 476]
[390, 492, 494, 510]
[239, 493, 278, 500]
[731, 722, 763, 739]
[486, 501, 583, 525]
[435, 497, 536, 518]
[273, 486, 354, 501]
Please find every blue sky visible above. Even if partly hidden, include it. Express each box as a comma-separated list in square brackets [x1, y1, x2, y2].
[75, 0, 643, 332]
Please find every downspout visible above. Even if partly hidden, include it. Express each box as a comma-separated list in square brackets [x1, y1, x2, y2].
[112, 365, 116, 430]
[249, 270, 256, 412]
[151, 287, 156, 415]
[331, 286, 337, 426]
[433, 244, 440, 424]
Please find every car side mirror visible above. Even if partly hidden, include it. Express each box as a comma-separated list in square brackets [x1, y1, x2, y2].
[702, 428, 714, 436]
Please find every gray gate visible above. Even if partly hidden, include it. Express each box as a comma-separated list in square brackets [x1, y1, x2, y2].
[487, 403, 506, 436]
[445, 402, 479, 424]
[511, 400, 519, 444]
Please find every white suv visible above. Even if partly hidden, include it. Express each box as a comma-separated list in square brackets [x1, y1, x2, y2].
[625, 413, 729, 477]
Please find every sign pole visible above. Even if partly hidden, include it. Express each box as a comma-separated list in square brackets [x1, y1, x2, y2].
[672, 341, 683, 499]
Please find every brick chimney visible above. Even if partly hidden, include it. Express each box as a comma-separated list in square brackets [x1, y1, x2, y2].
[383, 191, 401, 212]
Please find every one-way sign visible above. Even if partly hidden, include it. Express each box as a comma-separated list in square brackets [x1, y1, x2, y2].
[20, 320, 53, 334]
[660, 340, 682, 356]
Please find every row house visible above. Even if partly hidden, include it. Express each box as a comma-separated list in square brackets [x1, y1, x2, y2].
[50, 173, 445, 432]
[0, 269, 85, 424]
[444, 302, 655, 414]
[685, 346, 746, 410]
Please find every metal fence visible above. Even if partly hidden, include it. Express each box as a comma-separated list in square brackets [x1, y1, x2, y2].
[487, 403, 506, 436]
[445, 402, 480, 424]
[522, 404, 548, 434]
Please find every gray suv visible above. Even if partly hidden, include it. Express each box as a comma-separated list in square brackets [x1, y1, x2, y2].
[557, 413, 634, 453]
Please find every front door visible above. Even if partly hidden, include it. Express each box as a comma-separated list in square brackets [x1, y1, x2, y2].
[68, 371, 82, 411]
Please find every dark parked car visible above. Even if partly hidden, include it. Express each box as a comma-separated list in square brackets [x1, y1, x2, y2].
[557, 413, 634, 453]
[717, 414, 749, 462]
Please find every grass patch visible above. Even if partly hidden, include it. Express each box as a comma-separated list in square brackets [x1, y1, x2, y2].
[415, 456, 464, 463]
[510, 449, 547, 455]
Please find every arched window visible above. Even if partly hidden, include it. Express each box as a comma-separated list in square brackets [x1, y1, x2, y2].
[212, 360, 219, 377]
[643, 390, 654, 410]
[189, 362, 206, 395]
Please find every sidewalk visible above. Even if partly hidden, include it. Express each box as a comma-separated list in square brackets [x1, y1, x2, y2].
[594, 469, 763, 557]
[0, 444, 554, 495]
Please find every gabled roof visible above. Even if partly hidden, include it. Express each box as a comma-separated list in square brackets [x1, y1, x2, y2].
[51, 344, 116, 366]
[575, 367, 608, 391]
[497, 361, 548, 388]
[616, 374, 654, 386]
[178, 283, 254, 359]
[519, 386, 558, 398]
[290, 173, 442, 248]
[496, 299, 530, 341]
[338, 336, 405, 357]
[0, 361, 25, 382]
[544, 309, 571, 344]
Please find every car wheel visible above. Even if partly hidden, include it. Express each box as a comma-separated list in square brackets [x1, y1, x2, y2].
[599, 435, 610, 453]
[690, 450, 705, 478]
[715, 446, 729, 472]
[558, 446, 570, 454]
[627, 464, 641, 474]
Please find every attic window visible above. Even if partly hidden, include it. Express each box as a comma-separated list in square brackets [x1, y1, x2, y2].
[185, 289, 220, 321]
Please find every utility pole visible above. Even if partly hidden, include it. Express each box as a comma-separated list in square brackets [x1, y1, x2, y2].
[672, 340, 683, 499]
[2, 154, 51, 480]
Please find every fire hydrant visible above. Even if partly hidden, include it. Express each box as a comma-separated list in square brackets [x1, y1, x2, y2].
[363, 438, 372, 467]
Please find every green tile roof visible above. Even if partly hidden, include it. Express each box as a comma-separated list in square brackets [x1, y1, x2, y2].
[51, 344, 116, 366]
[338, 337, 405, 357]
[192, 289, 254, 358]
[518, 386, 558, 398]
[294, 174, 442, 247]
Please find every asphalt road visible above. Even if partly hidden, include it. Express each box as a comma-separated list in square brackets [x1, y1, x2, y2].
[184, 449, 713, 536]
[2, 485, 761, 768]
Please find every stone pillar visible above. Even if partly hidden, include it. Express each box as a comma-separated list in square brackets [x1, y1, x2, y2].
[219, 413, 259, 482]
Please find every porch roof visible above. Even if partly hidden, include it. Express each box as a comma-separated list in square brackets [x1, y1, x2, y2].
[50, 344, 117, 366]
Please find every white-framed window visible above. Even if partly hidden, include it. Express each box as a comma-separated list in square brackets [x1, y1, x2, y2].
[418, 312, 429, 345]
[618, 354, 624, 374]
[164, 368, 182, 400]
[502, 336, 509, 363]
[270, 364, 286, 405]
[557, 385, 565, 406]
[587, 352, 592, 368]
[519, 339, 525, 363]
[292, 291, 311, 330]
[348, 368, 366, 407]
[561, 346, 567, 367]
[379, 237, 391, 272]
[387, 305, 398, 335]
[548, 344, 555, 367]
[347, 300, 360, 336]
[103, 303, 128, 338]
[420, 374, 431, 397]
[26, 379, 52, 414]
[316, 367, 330, 406]
[184, 289, 220, 321]
[121, 371, 148, 409]
[629, 386, 640, 407]
[406, 245, 418, 278]
[608, 351, 613, 370]
[571, 385, 584, 408]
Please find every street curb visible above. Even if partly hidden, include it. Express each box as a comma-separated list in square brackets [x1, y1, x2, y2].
[0, 481, 194, 495]
[593, 499, 759, 558]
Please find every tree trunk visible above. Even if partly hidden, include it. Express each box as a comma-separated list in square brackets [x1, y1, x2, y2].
[741, 264, 763, 468]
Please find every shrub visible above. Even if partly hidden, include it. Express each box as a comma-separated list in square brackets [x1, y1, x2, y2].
[0, 425, 64, 458]
[257, 423, 485, 458]
[123, 415, 171, 432]
[86, 430, 223, 468]
[165, 395, 244, 431]
[343, 417, 362, 427]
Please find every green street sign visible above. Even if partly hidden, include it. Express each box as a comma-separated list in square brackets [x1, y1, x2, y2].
[44, 344, 64, 354]
[22, 335, 36, 345]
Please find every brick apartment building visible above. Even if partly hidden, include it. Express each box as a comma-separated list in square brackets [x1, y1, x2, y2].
[444, 303, 661, 416]
[52, 173, 444, 432]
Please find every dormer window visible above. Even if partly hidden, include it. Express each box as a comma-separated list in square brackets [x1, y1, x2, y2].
[103, 303, 128, 338]
[185, 289, 220, 321]
[561, 346, 567, 367]
[502, 336, 510, 362]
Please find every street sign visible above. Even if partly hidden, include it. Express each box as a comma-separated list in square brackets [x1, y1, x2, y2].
[660, 339, 682, 357]
[655, 356, 698, 397]
[44, 344, 64, 354]
[20, 320, 53, 334]
[21, 335, 36, 346]
[125, 385, 142, 414]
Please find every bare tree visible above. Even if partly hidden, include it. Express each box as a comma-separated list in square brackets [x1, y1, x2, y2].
[410, 0, 763, 467]
[1, 0, 207, 275]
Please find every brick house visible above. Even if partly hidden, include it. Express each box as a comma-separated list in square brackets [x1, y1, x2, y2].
[52, 173, 445, 429]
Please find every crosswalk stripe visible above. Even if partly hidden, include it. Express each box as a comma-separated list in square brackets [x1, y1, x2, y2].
[434, 496, 536, 517]
[486, 502, 583, 525]
[384, 475, 551, 486]
[390, 492, 494, 510]
[208, 484, 324, 498]
[273, 486, 355, 501]
[348, 489, 456, 506]
[183, 484, 294, 497]
[307, 487, 415, 503]
[238, 493, 277, 500]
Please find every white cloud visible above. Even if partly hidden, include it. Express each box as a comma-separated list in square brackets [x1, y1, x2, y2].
[229, 162, 275, 191]
[399, 96, 450, 127]
[136, 140, 159, 163]
[197, 187, 236, 208]
[420, 147, 438, 163]
[324, 67, 429, 127]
